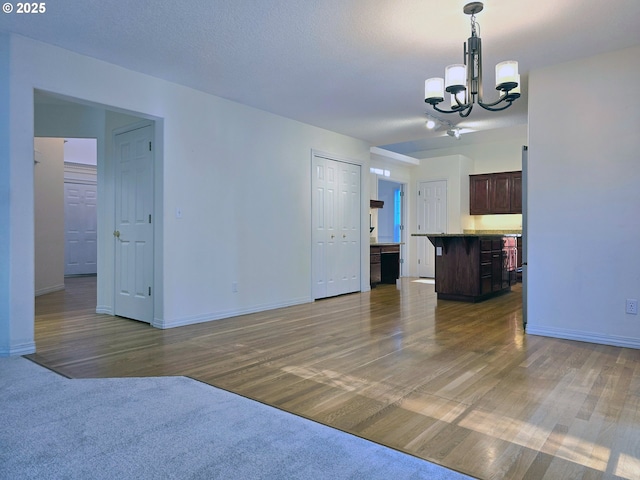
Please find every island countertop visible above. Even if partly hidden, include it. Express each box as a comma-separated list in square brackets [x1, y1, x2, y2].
[412, 232, 520, 237]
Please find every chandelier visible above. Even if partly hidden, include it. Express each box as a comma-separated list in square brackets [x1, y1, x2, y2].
[424, 2, 520, 118]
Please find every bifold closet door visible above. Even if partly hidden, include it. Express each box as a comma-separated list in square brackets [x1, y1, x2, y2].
[312, 155, 360, 299]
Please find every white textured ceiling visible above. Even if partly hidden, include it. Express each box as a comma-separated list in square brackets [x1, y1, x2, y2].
[2, 1, 640, 153]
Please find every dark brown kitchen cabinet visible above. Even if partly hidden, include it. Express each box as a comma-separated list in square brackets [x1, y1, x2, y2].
[510, 172, 522, 213]
[469, 174, 491, 215]
[370, 244, 399, 287]
[469, 171, 522, 215]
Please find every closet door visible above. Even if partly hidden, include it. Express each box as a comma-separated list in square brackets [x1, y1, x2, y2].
[312, 155, 361, 299]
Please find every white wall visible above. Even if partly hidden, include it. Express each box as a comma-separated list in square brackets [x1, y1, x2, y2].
[411, 125, 526, 172]
[527, 45, 640, 348]
[1, 33, 34, 355]
[412, 127, 527, 233]
[34, 138, 65, 296]
[1, 33, 371, 354]
[64, 138, 97, 165]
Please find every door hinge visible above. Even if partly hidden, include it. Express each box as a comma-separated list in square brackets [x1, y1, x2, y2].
[400, 258, 404, 264]
[418, 259, 421, 264]
[149, 214, 152, 224]
[418, 190, 421, 196]
[148, 286, 151, 296]
[418, 224, 421, 230]
[149, 141, 152, 151]
[400, 225, 404, 231]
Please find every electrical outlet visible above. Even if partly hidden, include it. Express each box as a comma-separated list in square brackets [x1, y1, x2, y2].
[231, 282, 238, 293]
[626, 299, 638, 315]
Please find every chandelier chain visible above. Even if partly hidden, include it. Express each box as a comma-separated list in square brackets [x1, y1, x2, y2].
[470, 13, 480, 38]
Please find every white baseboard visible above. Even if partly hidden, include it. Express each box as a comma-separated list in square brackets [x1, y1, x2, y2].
[154, 296, 313, 329]
[0, 341, 36, 357]
[527, 325, 640, 350]
[95, 306, 113, 315]
[35, 284, 65, 297]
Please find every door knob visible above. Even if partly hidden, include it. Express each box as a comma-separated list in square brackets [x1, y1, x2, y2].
[113, 230, 120, 238]
[343, 234, 346, 238]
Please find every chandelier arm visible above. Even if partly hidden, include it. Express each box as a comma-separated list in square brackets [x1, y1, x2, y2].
[477, 99, 514, 112]
[432, 104, 468, 115]
[458, 105, 474, 117]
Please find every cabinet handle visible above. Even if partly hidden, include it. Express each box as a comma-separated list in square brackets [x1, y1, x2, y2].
[343, 234, 347, 238]
[113, 230, 120, 238]
[330, 234, 335, 239]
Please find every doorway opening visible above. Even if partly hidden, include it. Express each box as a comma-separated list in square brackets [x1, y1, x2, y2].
[64, 138, 98, 278]
[34, 89, 160, 326]
[377, 178, 406, 277]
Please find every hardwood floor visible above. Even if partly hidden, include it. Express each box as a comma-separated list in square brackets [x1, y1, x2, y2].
[29, 276, 640, 480]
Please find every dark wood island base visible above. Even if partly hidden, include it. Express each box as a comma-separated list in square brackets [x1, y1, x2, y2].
[416, 234, 517, 302]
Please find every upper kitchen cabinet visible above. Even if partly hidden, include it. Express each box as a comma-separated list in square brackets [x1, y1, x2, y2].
[470, 171, 522, 215]
[510, 171, 522, 213]
[469, 174, 491, 215]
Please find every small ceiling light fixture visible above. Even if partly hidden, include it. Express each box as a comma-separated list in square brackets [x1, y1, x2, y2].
[425, 113, 463, 138]
[424, 2, 520, 118]
[446, 128, 461, 139]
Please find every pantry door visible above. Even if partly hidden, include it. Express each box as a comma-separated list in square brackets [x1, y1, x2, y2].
[417, 180, 447, 278]
[312, 154, 361, 299]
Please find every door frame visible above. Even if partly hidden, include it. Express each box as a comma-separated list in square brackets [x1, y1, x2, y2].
[376, 177, 408, 277]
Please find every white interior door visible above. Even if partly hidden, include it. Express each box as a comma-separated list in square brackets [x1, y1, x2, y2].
[338, 161, 361, 294]
[114, 125, 154, 323]
[312, 154, 360, 299]
[64, 182, 97, 275]
[417, 180, 447, 277]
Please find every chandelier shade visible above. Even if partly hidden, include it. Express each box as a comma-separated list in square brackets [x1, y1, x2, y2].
[424, 2, 520, 117]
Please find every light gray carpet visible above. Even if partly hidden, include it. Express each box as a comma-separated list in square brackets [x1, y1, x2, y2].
[0, 357, 473, 480]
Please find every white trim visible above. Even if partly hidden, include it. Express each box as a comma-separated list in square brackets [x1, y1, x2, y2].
[112, 119, 154, 136]
[35, 284, 65, 297]
[311, 148, 364, 166]
[96, 305, 113, 315]
[527, 325, 640, 350]
[370, 147, 420, 166]
[153, 296, 312, 329]
[0, 342, 36, 357]
[64, 162, 97, 185]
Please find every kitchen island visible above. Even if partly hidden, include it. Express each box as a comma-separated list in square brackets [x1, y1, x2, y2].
[413, 234, 517, 302]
